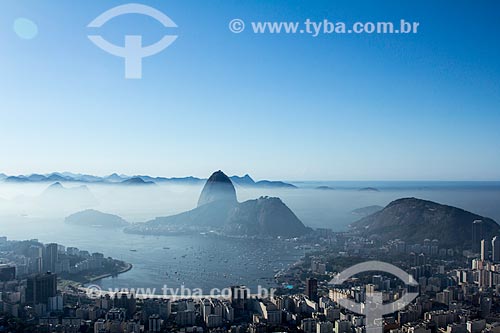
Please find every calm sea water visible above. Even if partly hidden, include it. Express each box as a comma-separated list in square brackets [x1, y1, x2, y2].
[0, 217, 305, 292]
[1, 181, 499, 292]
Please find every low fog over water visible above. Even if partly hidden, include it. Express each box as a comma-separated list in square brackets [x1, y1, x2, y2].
[1, 180, 500, 230]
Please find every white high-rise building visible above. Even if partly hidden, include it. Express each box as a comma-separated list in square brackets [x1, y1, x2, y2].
[492, 236, 500, 263]
[481, 239, 489, 261]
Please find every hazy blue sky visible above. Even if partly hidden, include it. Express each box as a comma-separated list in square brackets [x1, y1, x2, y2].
[1, 0, 499, 180]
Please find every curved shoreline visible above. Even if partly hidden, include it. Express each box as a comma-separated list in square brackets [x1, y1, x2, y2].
[81, 262, 133, 286]
[91, 262, 133, 282]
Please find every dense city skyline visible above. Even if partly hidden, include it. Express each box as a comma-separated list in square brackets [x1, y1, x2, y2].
[1, 0, 500, 331]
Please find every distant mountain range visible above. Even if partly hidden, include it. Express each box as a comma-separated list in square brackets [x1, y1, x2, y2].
[0, 172, 296, 188]
[350, 197, 500, 248]
[125, 170, 310, 238]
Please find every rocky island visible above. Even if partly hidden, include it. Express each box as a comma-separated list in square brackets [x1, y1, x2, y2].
[125, 170, 310, 238]
[65, 209, 129, 228]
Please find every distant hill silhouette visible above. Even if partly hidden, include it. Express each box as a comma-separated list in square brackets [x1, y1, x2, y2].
[230, 174, 255, 186]
[315, 186, 335, 190]
[351, 205, 383, 217]
[229, 174, 296, 188]
[120, 177, 155, 186]
[351, 197, 500, 248]
[44, 182, 64, 192]
[4, 176, 31, 183]
[358, 187, 380, 192]
[106, 173, 128, 182]
[65, 209, 128, 228]
[37, 182, 98, 208]
[253, 180, 297, 189]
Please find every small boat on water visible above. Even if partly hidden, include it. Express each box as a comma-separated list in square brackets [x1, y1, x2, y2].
[130, 249, 137, 252]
